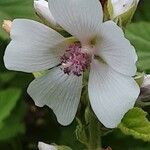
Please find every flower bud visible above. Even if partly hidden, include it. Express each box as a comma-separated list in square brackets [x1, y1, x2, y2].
[38, 142, 72, 150]
[34, 0, 61, 30]
[38, 142, 57, 150]
[2, 20, 12, 34]
[106, 0, 140, 27]
[111, 0, 139, 18]
[140, 75, 150, 101]
[141, 75, 150, 88]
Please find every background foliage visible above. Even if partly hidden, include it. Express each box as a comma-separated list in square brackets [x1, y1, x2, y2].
[0, 0, 150, 149]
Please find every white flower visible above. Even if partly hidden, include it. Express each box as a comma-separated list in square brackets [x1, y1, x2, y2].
[38, 142, 57, 150]
[4, 0, 140, 128]
[111, 0, 140, 18]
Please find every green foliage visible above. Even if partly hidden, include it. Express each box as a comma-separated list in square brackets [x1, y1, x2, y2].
[0, 101, 26, 141]
[0, 72, 16, 84]
[103, 129, 150, 150]
[134, 0, 150, 22]
[118, 108, 150, 142]
[0, 0, 36, 39]
[0, 88, 21, 128]
[126, 22, 150, 73]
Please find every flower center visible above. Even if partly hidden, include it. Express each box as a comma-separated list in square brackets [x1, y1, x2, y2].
[60, 43, 92, 76]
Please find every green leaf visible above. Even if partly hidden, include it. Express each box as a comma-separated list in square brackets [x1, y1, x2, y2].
[134, 72, 144, 86]
[0, 72, 16, 83]
[0, 121, 25, 141]
[0, 88, 21, 127]
[125, 22, 150, 73]
[0, 0, 36, 39]
[0, 101, 26, 141]
[134, 0, 150, 22]
[118, 107, 150, 142]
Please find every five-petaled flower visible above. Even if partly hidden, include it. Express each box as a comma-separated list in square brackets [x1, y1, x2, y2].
[4, 0, 140, 128]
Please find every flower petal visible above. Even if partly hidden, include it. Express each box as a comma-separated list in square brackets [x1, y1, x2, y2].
[49, 0, 103, 43]
[4, 19, 66, 73]
[27, 67, 83, 125]
[88, 60, 140, 128]
[96, 21, 137, 76]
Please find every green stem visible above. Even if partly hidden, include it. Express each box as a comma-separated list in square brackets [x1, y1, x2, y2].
[76, 82, 102, 150]
[85, 107, 102, 150]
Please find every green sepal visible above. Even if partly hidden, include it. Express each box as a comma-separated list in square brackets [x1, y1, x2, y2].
[33, 70, 48, 78]
[75, 118, 89, 147]
[134, 72, 145, 86]
[103, 0, 113, 21]
[106, 0, 114, 19]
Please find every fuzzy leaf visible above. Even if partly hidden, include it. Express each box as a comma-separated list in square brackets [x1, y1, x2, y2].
[0, 88, 21, 128]
[118, 107, 150, 141]
[0, 101, 26, 141]
[125, 22, 150, 73]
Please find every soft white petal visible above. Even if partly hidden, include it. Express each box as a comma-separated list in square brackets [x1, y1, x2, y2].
[27, 67, 83, 126]
[34, 0, 59, 28]
[38, 142, 57, 150]
[96, 21, 137, 76]
[4, 19, 66, 73]
[88, 60, 140, 128]
[49, 0, 103, 43]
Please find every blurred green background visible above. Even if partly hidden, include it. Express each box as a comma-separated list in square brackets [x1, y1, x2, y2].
[0, 0, 150, 149]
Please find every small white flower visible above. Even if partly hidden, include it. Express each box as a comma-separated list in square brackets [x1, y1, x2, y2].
[4, 0, 140, 128]
[38, 142, 57, 150]
[111, 0, 140, 18]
